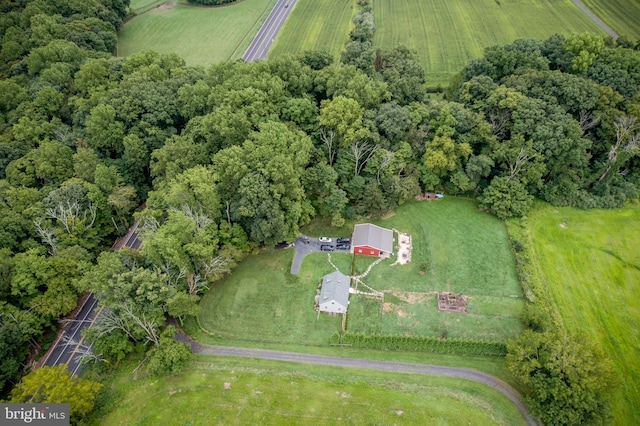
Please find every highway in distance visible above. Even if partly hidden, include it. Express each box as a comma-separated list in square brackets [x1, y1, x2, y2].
[39, 220, 141, 376]
[242, 0, 296, 62]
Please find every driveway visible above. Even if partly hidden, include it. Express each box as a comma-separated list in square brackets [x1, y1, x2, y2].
[290, 235, 350, 274]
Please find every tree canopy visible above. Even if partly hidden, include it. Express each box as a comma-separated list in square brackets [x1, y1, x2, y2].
[0, 0, 638, 417]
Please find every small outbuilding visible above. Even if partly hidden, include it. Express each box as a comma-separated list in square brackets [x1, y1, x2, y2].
[351, 223, 394, 258]
[319, 271, 350, 314]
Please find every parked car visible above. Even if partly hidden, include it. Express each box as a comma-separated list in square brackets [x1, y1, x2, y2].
[336, 243, 350, 250]
[336, 237, 351, 244]
[320, 244, 334, 251]
[319, 237, 332, 242]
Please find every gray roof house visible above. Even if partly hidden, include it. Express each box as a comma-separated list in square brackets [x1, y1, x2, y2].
[319, 271, 350, 314]
[351, 223, 394, 258]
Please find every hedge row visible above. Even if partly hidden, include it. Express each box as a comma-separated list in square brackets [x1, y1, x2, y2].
[187, 0, 237, 6]
[506, 217, 562, 332]
[331, 332, 507, 357]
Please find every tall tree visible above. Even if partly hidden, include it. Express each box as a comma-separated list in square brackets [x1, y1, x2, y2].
[507, 330, 615, 425]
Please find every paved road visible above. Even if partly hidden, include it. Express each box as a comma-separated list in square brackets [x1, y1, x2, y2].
[40, 220, 141, 376]
[242, 0, 296, 62]
[187, 342, 538, 426]
[41, 294, 102, 376]
[572, 0, 618, 38]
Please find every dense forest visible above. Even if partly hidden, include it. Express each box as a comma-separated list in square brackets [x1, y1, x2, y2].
[0, 0, 639, 417]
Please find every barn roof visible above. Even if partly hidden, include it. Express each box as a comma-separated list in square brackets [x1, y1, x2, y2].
[319, 271, 350, 313]
[352, 223, 394, 253]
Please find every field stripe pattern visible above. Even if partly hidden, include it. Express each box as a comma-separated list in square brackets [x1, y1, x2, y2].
[269, 0, 356, 59]
[372, 0, 607, 86]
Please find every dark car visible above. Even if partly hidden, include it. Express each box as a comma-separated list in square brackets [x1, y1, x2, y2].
[336, 237, 351, 244]
[336, 243, 350, 250]
[320, 244, 334, 251]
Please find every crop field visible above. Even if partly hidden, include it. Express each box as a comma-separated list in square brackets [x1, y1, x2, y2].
[526, 204, 640, 425]
[580, 0, 640, 39]
[347, 198, 524, 341]
[373, 0, 606, 86]
[269, 0, 355, 59]
[93, 356, 530, 425]
[198, 198, 523, 345]
[117, 0, 277, 65]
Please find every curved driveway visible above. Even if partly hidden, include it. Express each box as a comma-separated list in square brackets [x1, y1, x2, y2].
[190, 342, 537, 425]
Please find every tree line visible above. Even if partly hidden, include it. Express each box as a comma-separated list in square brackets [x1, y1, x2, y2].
[0, 0, 638, 422]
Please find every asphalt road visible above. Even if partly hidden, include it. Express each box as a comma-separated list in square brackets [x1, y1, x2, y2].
[40, 220, 141, 376]
[242, 0, 296, 62]
[40, 293, 102, 376]
[191, 343, 538, 426]
[572, 0, 618, 38]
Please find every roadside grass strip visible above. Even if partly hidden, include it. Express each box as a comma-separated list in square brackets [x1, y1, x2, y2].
[269, 0, 356, 59]
[373, 0, 606, 87]
[93, 356, 530, 425]
[526, 203, 640, 425]
[580, 0, 640, 39]
[118, 0, 277, 65]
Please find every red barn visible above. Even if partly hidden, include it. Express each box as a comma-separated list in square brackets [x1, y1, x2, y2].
[351, 223, 394, 258]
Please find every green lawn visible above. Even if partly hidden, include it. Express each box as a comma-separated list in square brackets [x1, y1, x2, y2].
[198, 249, 347, 345]
[269, 0, 356, 60]
[198, 198, 523, 345]
[526, 203, 640, 425]
[372, 0, 606, 86]
[117, 0, 277, 65]
[92, 355, 530, 425]
[580, 0, 640, 39]
[347, 198, 524, 341]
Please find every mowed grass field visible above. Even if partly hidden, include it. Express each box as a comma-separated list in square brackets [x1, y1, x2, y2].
[198, 198, 523, 345]
[269, 0, 356, 59]
[526, 204, 640, 425]
[93, 356, 530, 425]
[118, 0, 277, 65]
[373, 0, 606, 86]
[347, 198, 523, 341]
[197, 249, 346, 345]
[580, 0, 640, 39]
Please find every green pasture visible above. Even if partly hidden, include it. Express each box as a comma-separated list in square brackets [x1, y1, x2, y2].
[118, 0, 277, 65]
[93, 355, 529, 425]
[373, 0, 606, 86]
[526, 203, 640, 425]
[269, 0, 356, 60]
[347, 198, 523, 341]
[580, 0, 640, 39]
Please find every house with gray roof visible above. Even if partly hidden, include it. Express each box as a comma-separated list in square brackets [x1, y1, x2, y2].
[351, 223, 394, 258]
[319, 271, 350, 314]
